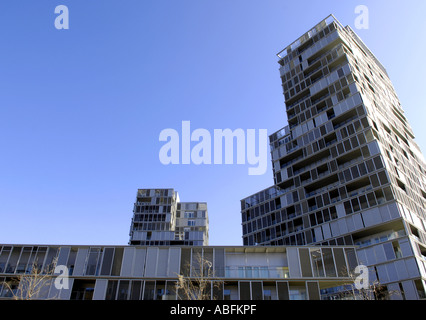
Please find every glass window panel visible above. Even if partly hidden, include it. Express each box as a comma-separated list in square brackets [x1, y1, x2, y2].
[239, 282, 251, 300]
[203, 248, 214, 277]
[263, 289, 272, 300]
[289, 284, 307, 300]
[130, 281, 142, 300]
[334, 248, 349, 277]
[105, 280, 118, 300]
[117, 280, 129, 300]
[359, 195, 368, 210]
[299, 248, 313, 277]
[277, 282, 289, 300]
[212, 281, 223, 300]
[43, 247, 58, 272]
[307, 281, 320, 300]
[345, 248, 358, 270]
[245, 266, 253, 278]
[316, 211, 324, 224]
[373, 156, 384, 169]
[370, 174, 380, 188]
[180, 249, 191, 277]
[85, 248, 101, 276]
[191, 248, 202, 277]
[378, 171, 389, 185]
[143, 281, 155, 300]
[344, 201, 353, 215]
[351, 166, 360, 179]
[16, 247, 32, 274]
[383, 243, 396, 261]
[111, 248, 124, 276]
[358, 162, 367, 175]
[156, 281, 166, 300]
[100, 248, 114, 276]
[367, 192, 377, 206]
[383, 187, 394, 201]
[260, 266, 268, 278]
[214, 248, 225, 277]
[0, 247, 11, 273]
[310, 249, 325, 277]
[351, 198, 360, 212]
[366, 159, 375, 172]
[251, 282, 263, 300]
[322, 248, 337, 277]
[5, 247, 21, 274]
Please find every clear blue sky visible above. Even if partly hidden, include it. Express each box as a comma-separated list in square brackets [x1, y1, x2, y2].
[1, 0, 425, 246]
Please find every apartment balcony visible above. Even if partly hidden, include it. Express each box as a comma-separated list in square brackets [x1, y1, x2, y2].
[223, 266, 289, 279]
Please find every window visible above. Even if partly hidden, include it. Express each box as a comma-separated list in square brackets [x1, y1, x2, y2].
[351, 166, 360, 179]
[323, 209, 331, 222]
[370, 174, 380, 188]
[375, 189, 385, 204]
[396, 179, 406, 193]
[143, 281, 156, 300]
[130, 281, 142, 300]
[310, 249, 325, 277]
[350, 136, 359, 148]
[367, 192, 377, 206]
[359, 195, 368, 210]
[105, 280, 118, 300]
[351, 198, 360, 212]
[383, 187, 394, 201]
[322, 248, 337, 277]
[358, 133, 366, 145]
[85, 248, 101, 276]
[358, 162, 367, 175]
[310, 214, 317, 227]
[289, 285, 307, 300]
[344, 140, 352, 152]
[239, 282, 251, 300]
[316, 211, 323, 224]
[392, 241, 402, 259]
[373, 156, 384, 169]
[378, 171, 389, 185]
[185, 212, 195, 218]
[71, 280, 95, 300]
[224, 289, 231, 300]
[117, 280, 130, 300]
[344, 201, 352, 215]
[343, 169, 352, 182]
[329, 206, 338, 219]
[263, 289, 272, 300]
[156, 282, 167, 300]
[383, 243, 396, 260]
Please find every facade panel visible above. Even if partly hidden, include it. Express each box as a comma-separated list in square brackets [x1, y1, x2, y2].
[72, 248, 88, 276]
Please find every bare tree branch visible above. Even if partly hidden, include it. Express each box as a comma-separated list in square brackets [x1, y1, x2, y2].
[338, 266, 401, 300]
[1, 258, 59, 300]
[175, 252, 222, 300]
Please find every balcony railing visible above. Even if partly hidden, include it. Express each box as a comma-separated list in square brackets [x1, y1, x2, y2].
[223, 266, 289, 279]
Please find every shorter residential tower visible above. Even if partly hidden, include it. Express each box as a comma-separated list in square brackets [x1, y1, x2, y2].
[129, 188, 209, 246]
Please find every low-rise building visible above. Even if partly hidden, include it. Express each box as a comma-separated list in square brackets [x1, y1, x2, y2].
[0, 244, 359, 300]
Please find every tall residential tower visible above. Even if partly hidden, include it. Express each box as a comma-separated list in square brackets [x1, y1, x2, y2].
[241, 15, 426, 299]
